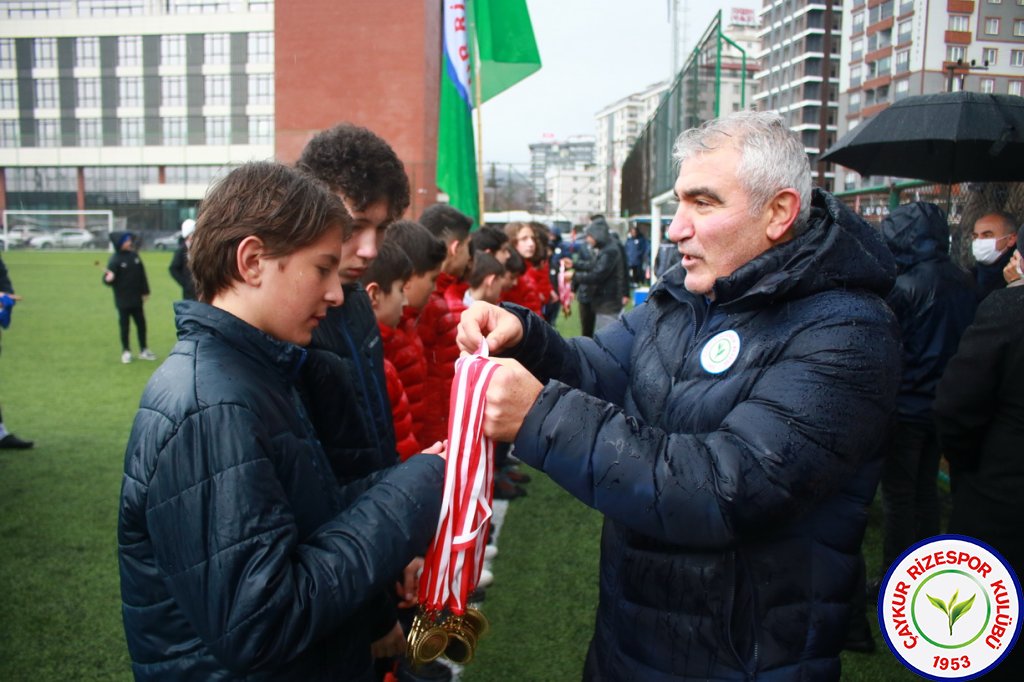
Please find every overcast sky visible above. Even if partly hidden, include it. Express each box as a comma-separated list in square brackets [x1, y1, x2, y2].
[478, 0, 727, 167]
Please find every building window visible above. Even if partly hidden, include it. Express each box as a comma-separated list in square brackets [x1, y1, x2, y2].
[249, 115, 273, 144]
[161, 34, 186, 66]
[1012, 50, 1024, 67]
[35, 78, 59, 108]
[988, 0, 1002, 3]
[162, 76, 186, 106]
[851, 38, 863, 62]
[948, 15, 969, 32]
[120, 117, 144, 146]
[34, 37, 57, 68]
[852, 11, 865, 33]
[163, 117, 187, 145]
[1015, 20, 1024, 37]
[947, 46, 967, 62]
[895, 49, 910, 73]
[118, 36, 142, 67]
[981, 78, 995, 93]
[1010, 81, 1023, 96]
[248, 73, 273, 104]
[983, 48, 998, 66]
[206, 116, 230, 144]
[850, 64, 862, 88]
[78, 118, 102, 146]
[849, 93, 861, 113]
[894, 79, 910, 101]
[985, 18, 1001, 35]
[204, 33, 230, 65]
[897, 20, 912, 44]
[205, 75, 230, 105]
[248, 32, 272, 63]
[76, 37, 100, 68]
[0, 79, 17, 109]
[0, 39, 14, 69]
[119, 77, 143, 107]
[77, 77, 101, 107]
[37, 118, 60, 146]
[0, 119, 19, 147]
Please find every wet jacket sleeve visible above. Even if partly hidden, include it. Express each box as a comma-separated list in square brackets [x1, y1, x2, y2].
[509, 300, 899, 549]
[143, 404, 444, 673]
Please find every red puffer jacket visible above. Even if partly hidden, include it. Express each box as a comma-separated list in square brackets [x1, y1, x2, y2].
[415, 272, 465, 446]
[383, 311, 429, 444]
[383, 354, 420, 461]
[501, 262, 542, 314]
[524, 259, 554, 311]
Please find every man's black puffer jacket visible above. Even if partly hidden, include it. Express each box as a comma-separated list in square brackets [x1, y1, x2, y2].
[880, 202, 977, 423]
[118, 301, 443, 680]
[502, 189, 901, 680]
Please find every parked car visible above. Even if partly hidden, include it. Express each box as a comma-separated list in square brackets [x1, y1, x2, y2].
[29, 229, 97, 249]
[152, 233, 182, 250]
[0, 229, 44, 249]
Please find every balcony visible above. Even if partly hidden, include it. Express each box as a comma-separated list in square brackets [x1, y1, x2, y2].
[944, 30, 972, 45]
[947, 0, 974, 13]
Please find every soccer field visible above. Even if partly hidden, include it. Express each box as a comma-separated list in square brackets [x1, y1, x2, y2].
[0, 250, 916, 680]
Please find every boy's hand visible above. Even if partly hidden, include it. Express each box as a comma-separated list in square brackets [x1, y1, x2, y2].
[396, 557, 423, 607]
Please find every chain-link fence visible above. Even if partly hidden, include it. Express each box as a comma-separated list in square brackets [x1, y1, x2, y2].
[835, 181, 1024, 269]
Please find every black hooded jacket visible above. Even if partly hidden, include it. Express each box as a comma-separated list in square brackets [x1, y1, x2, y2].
[880, 202, 977, 423]
[500, 189, 900, 680]
[104, 231, 149, 309]
[574, 218, 625, 314]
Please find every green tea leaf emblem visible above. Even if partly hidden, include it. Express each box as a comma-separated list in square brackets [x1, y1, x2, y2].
[928, 589, 976, 636]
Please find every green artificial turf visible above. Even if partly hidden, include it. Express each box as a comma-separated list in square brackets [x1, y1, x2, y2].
[0, 256, 922, 680]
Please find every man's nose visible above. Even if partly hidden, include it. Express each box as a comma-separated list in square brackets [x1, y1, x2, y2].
[666, 205, 691, 242]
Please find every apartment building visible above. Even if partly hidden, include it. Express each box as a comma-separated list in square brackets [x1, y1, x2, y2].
[528, 135, 596, 213]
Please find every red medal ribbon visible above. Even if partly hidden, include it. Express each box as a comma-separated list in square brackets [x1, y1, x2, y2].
[420, 342, 497, 616]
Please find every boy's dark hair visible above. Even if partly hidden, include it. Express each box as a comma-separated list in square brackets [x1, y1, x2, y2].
[190, 161, 350, 303]
[419, 204, 472, 244]
[297, 123, 411, 222]
[384, 220, 447, 275]
[470, 225, 508, 257]
[467, 251, 506, 289]
[361, 241, 413, 292]
[504, 247, 526, 276]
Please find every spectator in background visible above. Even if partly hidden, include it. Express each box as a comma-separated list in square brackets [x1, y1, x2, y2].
[1001, 225, 1024, 288]
[970, 211, 1017, 300]
[168, 218, 197, 300]
[103, 231, 155, 364]
[875, 201, 977, 581]
[934, 244, 1024, 681]
[0, 255, 32, 450]
[502, 221, 545, 315]
[563, 216, 624, 336]
[624, 224, 650, 286]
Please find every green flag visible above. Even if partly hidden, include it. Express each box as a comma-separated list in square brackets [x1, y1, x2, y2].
[436, 1, 479, 222]
[472, 0, 542, 103]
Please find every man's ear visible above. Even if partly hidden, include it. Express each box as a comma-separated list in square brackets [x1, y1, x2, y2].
[236, 235, 265, 286]
[765, 189, 802, 242]
[365, 281, 381, 310]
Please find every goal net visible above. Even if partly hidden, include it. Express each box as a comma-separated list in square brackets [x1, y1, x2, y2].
[1, 210, 119, 251]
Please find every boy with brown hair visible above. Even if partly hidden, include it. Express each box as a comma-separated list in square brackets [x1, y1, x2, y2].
[117, 161, 444, 680]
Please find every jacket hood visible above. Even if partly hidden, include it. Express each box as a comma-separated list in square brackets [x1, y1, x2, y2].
[584, 217, 610, 247]
[109, 230, 134, 249]
[880, 202, 951, 271]
[659, 188, 896, 306]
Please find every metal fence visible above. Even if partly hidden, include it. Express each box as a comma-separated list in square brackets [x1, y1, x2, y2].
[835, 181, 1024, 269]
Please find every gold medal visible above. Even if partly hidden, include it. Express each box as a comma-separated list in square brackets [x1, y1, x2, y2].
[443, 614, 477, 665]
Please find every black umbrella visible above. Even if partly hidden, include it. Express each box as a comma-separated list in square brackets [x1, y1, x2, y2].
[820, 92, 1024, 184]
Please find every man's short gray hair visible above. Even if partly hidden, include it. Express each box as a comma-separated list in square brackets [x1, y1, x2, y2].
[672, 110, 813, 235]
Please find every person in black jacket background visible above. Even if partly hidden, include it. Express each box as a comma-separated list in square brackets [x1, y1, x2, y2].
[103, 231, 154, 364]
[564, 216, 623, 337]
[874, 201, 977, 585]
[168, 218, 196, 300]
[458, 111, 900, 680]
[0, 255, 32, 449]
[117, 161, 444, 681]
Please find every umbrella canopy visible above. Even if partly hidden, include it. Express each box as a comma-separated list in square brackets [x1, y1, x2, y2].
[820, 92, 1024, 184]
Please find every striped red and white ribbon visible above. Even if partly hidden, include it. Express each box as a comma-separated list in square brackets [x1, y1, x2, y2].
[419, 342, 498, 616]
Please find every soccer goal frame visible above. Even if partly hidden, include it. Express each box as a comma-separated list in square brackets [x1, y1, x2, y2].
[2, 209, 114, 251]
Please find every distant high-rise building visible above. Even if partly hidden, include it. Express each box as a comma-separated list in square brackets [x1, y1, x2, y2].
[754, 0, 841, 189]
[545, 163, 602, 224]
[0, 0, 441, 230]
[528, 135, 595, 212]
[594, 80, 668, 218]
[837, 0, 1024, 190]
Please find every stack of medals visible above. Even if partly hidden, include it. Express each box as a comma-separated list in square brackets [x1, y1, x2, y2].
[408, 343, 498, 667]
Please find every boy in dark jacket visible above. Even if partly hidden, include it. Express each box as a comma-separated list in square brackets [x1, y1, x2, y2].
[103, 231, 154, 363]
[117, 161, 444, 681]
[168, 218, 197, 300]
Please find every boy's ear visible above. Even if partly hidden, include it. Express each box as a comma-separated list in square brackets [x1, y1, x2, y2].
[236, 236, 265, 286]
[448, 239, 461, 258]
[482, 273, 498, 289]
[364, 281, 381, 309]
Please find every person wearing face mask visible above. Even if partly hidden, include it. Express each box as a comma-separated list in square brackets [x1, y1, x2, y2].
[970, 211, 1018, 300]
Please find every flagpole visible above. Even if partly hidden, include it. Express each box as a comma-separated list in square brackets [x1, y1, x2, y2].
[474, 32, 485, 225]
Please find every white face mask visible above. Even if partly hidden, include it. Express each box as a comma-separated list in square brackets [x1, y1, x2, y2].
[972, 238, 1008, 265]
